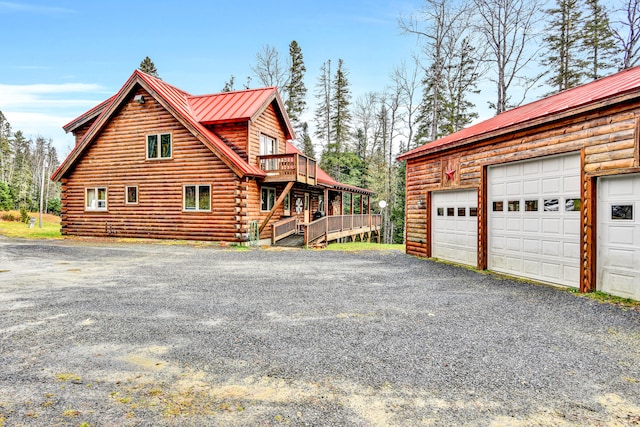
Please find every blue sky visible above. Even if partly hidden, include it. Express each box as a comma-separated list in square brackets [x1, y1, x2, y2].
[0, 0, 424, 156]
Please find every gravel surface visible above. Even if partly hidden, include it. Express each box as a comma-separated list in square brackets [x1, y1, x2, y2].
[0, 237, 639, 426]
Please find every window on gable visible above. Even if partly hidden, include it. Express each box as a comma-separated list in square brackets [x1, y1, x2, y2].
[147, 133, 172, 159]
[261, 187, 276, 211]
[260, 134, 277, 155]
[184, 185, 210, 211]
[86, 187, 107, 211]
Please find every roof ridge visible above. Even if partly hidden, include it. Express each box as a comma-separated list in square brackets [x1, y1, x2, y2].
[188, 86, 277, 99]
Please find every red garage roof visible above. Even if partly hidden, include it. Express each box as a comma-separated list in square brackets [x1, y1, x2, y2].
[398, 65, 640, 160]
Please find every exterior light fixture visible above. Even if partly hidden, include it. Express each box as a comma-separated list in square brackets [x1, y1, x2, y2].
[133, 94, 145, 104]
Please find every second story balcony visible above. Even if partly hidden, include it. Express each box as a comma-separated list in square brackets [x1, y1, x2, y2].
[258, 153, 317, 185]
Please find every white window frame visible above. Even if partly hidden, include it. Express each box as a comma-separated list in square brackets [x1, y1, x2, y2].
[260, 134, 277, 156]
[261, 187, 276, 212]
[126, 186, 138, 205]
[146, 133, 172, 159]
[85, 187, 107, 211]
[183, 184, 211, 212]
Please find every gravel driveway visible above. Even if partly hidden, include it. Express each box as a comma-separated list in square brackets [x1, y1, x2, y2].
[1, 237, 639, 426]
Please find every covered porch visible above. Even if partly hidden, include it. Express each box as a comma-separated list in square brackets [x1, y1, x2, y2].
[267, 184, 381, 248]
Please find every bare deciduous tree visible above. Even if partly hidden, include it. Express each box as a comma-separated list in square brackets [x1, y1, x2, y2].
[251, 45, 289, 98]
[611, 0, 640, 69]
[472, 0, 544, 113]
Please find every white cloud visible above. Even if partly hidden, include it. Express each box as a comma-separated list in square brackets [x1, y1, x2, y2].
[0, 2, 75, 14]
[0, 82, 107, 157]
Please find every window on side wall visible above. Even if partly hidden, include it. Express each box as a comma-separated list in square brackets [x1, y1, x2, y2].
[261, 187, 276, 211]
[86, 187, 107, 211]
[126, 186, 138, 204]
[147, 133, 172, 159]
[184, 185, 211, 211]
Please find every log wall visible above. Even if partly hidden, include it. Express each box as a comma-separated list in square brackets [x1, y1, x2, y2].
[404, 101, 640, 291]
[248, 103, 287, 164]
[61, 88, 241, 242]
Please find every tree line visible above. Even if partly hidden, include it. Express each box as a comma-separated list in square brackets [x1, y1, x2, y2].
[232, 0, 640, 244]
[0, 111, 61, 216]
[4, 0, 638, 242]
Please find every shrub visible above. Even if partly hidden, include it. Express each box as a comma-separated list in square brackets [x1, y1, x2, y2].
[1, 212, 17, 221]
[19, 206, 30, 224]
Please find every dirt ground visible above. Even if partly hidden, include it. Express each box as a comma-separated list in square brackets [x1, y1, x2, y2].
[1, 237, 639, 426]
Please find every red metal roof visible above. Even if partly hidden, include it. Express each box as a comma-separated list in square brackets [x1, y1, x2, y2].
[62, 95, 116, 133]
[189, 87, 277, 124]
[53, 70, 267, 180]
[398, 65, 640, 160]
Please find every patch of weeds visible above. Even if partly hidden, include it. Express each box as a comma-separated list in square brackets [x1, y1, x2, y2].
[41, 401, 54, 408]
[78, 423, 90, 427]
[62, 409, 81, 417]
[56, 373, 81, 382]
[148, 387, 163, 397]
[117, 397, 131, 404]
[0, 413, 5, 427]
[569, 289, 640, 311]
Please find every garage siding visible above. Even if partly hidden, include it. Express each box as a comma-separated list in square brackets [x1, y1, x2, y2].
[402, 95, 640, 294]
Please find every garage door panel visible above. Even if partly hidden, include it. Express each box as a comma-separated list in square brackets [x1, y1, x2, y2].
[598, 175, 640, 300]
[542, 218, 561, 233]
[432, 189, 478, 267]
[523, 239, 540, 254]
[563, 241, 580, 258]
[506, 218, 521, 231]
[523, 218, 539, 232]
[542, 240, 560, 256]
[542, 177, 561, 193]
[488, 154, 581, 287]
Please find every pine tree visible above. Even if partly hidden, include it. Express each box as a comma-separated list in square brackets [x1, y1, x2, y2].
[313, 60, 331, 148]
[581, 0, 618, 79]
[139, 56, 160, 79]
[299, 122, 316, 159]
[330, 59, 352, 152]
[541, 0, 585, 93]
[441, 36, 479, 134]
[285, 40, 307, 134]
[221, 75, 236, 92]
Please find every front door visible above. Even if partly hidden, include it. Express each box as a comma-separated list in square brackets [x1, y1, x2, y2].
[304, 193, 310, 223]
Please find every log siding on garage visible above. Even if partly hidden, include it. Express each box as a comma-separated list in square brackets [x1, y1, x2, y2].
[403, 100, 640, 292]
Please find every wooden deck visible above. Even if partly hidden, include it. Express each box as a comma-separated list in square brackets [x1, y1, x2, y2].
[258, 153, 317, 185]
[272, 214, 382, 247]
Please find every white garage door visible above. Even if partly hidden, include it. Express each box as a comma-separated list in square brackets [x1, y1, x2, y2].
[598, 174, 640, 300]
[432, 189, 478, 267]
[488, 154, 581, 287]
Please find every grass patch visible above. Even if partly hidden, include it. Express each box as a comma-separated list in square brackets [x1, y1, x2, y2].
[323, 241, 404, 252]
[569, 289, 640, 311]
[0, 211, 61, 239]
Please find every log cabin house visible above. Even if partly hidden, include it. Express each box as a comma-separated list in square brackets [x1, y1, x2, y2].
[52, 70, 380, 246]
[398, 65, 640, 301]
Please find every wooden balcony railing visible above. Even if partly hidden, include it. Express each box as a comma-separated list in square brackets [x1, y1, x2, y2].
[258, 153, 317, 185]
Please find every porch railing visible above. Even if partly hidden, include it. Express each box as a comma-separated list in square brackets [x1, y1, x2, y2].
[271, 216, 298, 244]
[258, 153, 317, 185]
[304, 214, 382, 246]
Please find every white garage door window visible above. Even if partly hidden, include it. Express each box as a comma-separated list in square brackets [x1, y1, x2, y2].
[432, 189, 478, 267]
[598, 174, 640, 300]
[488, 154, 581, 287]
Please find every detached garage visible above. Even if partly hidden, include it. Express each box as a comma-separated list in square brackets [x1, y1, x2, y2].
[398, 66, 640, 299]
